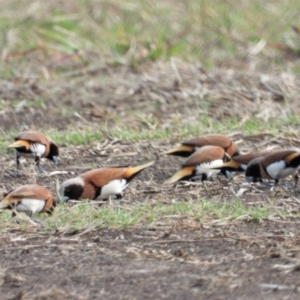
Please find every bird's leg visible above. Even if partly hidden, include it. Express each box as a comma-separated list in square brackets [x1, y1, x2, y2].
[294, 173, 299, 188]
[268, 178, 280, 191]
[11, 211, 19, 223]
[10, 151, 22, 177]
[27, 212, 41, 224]
[279, 174, 299, 190]
[259, 179, 275, 188]
[35, 156, 46, 174]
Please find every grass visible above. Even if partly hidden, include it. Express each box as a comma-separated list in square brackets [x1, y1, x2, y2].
[0, 0, 300, 75]
[0, 0, 300, 234]
[0, 1, 298, 147]
[109, 115, 299, 142]
[1, 4, 300, 297]
[47, 128, 104, 146]
[0, 111, 298, 155]
[0, 197, 283, 233]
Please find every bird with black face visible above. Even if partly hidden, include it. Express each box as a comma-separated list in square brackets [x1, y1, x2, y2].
[57, 161, 155, 203]
[163, 145, 230, 185]
[161, 134, 240, 158]
[8, 130, 59, 174]
[211, 151, 273, 179]
[245, 150, 300, 187]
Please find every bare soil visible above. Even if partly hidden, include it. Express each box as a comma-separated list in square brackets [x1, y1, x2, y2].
[1, 64, 300, 299]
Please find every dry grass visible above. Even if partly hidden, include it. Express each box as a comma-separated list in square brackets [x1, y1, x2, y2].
[1, 135, 300, 234]
[0, 1, 299, 146]
[1, 2, 300, 298]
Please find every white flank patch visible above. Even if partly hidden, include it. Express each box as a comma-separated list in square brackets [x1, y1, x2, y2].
[266, 161, 286, 179]
[17, 198, 45, 214]
[29, 143, 46, 157]
[99, 179, 128, 199]
[195, 159, 223, 179]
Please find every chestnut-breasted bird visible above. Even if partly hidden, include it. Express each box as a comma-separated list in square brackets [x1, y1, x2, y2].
[163, 146, 229, 185]
[245, 150, 300, 187]
[57, 161, 155, 203]
[161, 134, 240, 157]
[0, 184, 55, 221]
[9, 130, 59, 173]
[212, 151, 273, 179]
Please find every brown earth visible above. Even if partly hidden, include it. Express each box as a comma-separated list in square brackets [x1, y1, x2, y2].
[1, 64, 300, 299]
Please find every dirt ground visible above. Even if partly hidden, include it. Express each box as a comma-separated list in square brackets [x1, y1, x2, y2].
[1, 64, 300, 299]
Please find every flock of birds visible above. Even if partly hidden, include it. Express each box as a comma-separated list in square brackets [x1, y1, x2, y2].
[1, 130, 300, 223]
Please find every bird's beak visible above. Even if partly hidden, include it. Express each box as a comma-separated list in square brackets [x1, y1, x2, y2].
[245, 176, 253, 182]
[53, 156, 60, 165]
[55, 195, 69, 204]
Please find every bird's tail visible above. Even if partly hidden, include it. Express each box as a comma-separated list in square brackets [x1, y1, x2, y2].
[163, 166, 195, 185]
[124, 161, 155, 182]
[160, 145, 193, 156]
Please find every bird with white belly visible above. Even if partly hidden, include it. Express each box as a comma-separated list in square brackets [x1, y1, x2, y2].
[0, 184, 55, 222]
[163, 145, 229, 185]
[245, 150, 300, 187]
[9, 130, 59, 174]
[57, 161, 155, 203]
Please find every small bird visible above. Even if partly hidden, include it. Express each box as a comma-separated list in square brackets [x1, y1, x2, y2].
[163, 145, 229, 185]
[57, 161, 155, 203]
[245, 150, 300, 187]
[212, 151, 273, 179]
[9, 130, 59, 174]
[0, 184, 55, 222]
[161, 134, 240, 157]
